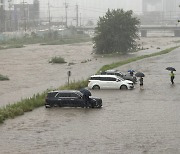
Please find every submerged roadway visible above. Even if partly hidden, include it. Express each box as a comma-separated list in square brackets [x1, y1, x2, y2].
[0, 46, 179, 154]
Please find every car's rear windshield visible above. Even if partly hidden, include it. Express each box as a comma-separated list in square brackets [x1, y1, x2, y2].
[47, 92, 58, 98]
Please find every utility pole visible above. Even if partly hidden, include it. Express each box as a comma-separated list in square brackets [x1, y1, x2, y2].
[61, 16, 64, 27]
[80, 13, 81, 27]
[48, 1, 51, 30]
[0, 0, 5, 32]
[64, 1, 68, 28]
[8, 0, 13, 31]
[76, 4, 78, 27]
[22, 0, 27, 32]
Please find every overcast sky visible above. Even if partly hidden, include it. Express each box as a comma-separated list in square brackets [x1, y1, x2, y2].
[13, 0, 142, 10]
[13, 0, 142, 14]
[12, 0, 142, 24]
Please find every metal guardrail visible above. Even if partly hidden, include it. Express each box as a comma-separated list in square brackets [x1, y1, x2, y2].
[76, 25, 180, 31]
[139, 25, 180, 30]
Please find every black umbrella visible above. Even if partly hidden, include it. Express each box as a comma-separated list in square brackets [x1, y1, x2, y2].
[135, 72, 145, 77]
[79, 88, 92, 96]
[128, 69, 135, 73]
[166, 67, 176, 71]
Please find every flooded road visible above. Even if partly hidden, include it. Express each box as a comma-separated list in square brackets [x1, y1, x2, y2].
[0, 37, 179, 107]
[0, 42, 134, 107]
[0, 46, 180, 153]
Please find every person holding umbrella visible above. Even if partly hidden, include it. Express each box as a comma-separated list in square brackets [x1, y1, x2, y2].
[135, 72, 145, 89]
[170, 71, 175, 84]
[166, 67, 176, 84]
[139, 77, 144, 89]
[128, 70, 135, 76]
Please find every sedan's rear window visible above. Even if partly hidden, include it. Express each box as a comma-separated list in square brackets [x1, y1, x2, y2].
[56, 93, 70, 97]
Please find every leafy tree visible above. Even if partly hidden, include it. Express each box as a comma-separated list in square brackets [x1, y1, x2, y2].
[93, 9, 140, 54]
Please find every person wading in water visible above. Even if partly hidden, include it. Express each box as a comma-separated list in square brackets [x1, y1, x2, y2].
[170, 71, 175, 84]
[139, 77, 143, 89]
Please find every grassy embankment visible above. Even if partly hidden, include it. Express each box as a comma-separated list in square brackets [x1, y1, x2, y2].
[0, 46, 178, 124]
[98, 46, 178, 72]
[0, 35, 91, 50]
[41, 37, 91, 45]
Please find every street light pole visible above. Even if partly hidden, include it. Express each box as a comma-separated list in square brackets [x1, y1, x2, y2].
[76, 4, 78, 27]
[0, 0, 5, 32]
[8, 0, 13, 31]
[48, 1, 51, 31]
[64, 1, 68, 28]
[22, 0, 27, 32]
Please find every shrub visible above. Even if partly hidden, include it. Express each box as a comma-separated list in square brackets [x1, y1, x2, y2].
[10, 45, 24, 48]
[0, 74, 9, 81]
[49, 56, 67, 64]
[61, 80, 88, 90]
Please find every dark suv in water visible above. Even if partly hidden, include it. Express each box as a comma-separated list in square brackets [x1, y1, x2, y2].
[101, 69, 137, 83]
[45, 90, 102, 108]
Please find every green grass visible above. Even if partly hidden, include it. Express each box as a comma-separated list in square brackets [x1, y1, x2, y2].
[49, 56, 67, 64]
[0, 92, 47, 123]
[0, 46, 5, 50]
[0, 80, 88, 124]
[60, 80, 88, 90]
[98, 47, 178, 73]
[0, 74, 9, 81]
[9, 44, 24, 48]
[0, 46, 178, 124]
[41, 37, 91, 45]
[0, 44, 24, 50]
[0, 35, 91, 50]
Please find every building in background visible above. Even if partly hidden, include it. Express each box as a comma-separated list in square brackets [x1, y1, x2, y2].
[13, 0, 40, 31]
[141, 0, 180, 25]
[0, 0, 40, 32]
[0, 0, 5, 32]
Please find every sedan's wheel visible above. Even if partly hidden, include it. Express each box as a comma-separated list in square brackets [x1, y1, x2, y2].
[92, 85, 100, 90]
[97, 104, 102, 108]
[45, 105, 51, 108]
[120, 85, 128, 90]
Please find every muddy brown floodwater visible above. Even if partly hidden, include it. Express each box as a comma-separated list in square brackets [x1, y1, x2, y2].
[0, 42, 135, 107]
[0, 37, 179, 107]
[0, 37, 180, 154]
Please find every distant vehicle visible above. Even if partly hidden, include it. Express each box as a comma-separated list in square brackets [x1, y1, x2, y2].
[45, 90, 102, 108]
[101, 70, 137, 83]
[88, 74, 134, 90]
